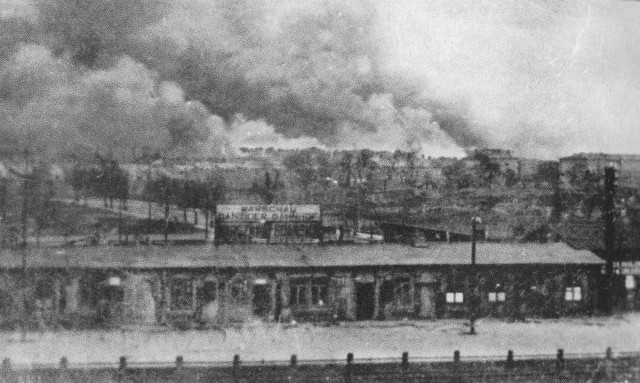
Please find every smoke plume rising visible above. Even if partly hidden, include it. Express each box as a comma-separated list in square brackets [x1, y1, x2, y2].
[0, 0, 638, 159]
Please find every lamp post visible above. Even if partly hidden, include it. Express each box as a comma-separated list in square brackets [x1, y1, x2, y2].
[470, 216, 482, 335]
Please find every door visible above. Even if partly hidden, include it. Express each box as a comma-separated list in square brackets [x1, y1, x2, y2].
[199, 281, 219, 324]
[253, 284, 271, 318]
[356, 282, 375, 320]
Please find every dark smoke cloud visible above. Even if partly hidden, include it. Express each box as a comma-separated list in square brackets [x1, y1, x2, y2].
[0, 0, 484, 159]
[0, 0, 219, 159]
[131, 0, 483, 150]
[35, 0, 168, 68]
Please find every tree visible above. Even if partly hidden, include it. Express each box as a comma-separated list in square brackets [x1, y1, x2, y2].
[563, 162, 602, 217]
[177, 179, 192, 222]
[442, 160, 476, 190]
[252, 170, 284, 204]
[283, 149, 331, 200]
[339, 151, 354, 187]
[200, 174, 225, 238]
[69, 167, 90, 202]
[0, 178, 9, 222]
[504, 168, 519, 188]
[145, 176, 178, 210]
[355, 149, 374, 183]
[27, 164, 56, 246]
[533, 161, 559, 186]
[472, 152, 501, 186]
[405, 151, 417, 187]
[187, 177, 225, 225]
[144, 175, 180, 240]
[8, 160, 58, 339]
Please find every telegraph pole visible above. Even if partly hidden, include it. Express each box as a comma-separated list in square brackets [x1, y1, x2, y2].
[603, 166, 616, 313]
[20, 147, 30, 341]
[469, 216, 481, 335]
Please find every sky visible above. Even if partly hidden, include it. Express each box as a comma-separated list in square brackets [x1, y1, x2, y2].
[0, 0, 638, 159]
[374, 0, 640, 158]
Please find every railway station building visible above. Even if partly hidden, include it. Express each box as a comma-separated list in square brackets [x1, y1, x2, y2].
[0, 242, 604, 329]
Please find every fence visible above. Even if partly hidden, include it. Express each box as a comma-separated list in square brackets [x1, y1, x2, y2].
[1, 348, 639, 383]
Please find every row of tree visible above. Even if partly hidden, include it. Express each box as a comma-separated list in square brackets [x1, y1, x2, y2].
[144, 175, 226, 224]
[1, 163, 57, 248]
[69, 159, 128, 209]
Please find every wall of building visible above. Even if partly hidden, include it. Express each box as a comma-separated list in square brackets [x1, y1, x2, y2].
[0, 264, 602, 330]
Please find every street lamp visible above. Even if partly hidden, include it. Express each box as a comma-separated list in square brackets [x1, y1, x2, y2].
[470, 216, 482, 335]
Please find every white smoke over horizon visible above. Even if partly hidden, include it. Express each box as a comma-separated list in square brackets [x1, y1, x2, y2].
[0, 0, 638, 160]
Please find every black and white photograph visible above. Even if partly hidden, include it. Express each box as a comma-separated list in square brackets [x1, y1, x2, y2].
[0, 0, 639, 381]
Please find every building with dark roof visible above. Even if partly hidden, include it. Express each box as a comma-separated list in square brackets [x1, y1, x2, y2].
[0, 242, 604, 330]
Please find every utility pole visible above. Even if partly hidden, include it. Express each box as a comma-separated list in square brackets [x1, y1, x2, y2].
[552, 162, 562, 223]
[603, 166, 616, 313]
[20, 146, 30, 342]
[469, 216, 481, 335]
[118, 199, 123, 244]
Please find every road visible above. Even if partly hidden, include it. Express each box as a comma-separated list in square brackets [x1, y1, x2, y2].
[59, 198, 209, 230]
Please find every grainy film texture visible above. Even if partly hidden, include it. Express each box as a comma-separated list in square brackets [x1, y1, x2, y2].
[0, 0, 639, 382]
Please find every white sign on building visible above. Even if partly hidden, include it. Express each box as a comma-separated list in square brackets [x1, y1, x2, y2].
[216, 205, 321, 222]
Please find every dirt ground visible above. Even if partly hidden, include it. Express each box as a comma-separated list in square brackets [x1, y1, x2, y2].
[2, 314, 639, 367]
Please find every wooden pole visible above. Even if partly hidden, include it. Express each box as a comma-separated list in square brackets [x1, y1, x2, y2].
[603, 166, 616, 314]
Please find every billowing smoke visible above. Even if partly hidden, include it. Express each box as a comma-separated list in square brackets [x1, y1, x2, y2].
[129, 0, 482, 152]
[0, 0, 486, 159]
[2, 0, 636, 159]
[0, 44, 215, 158]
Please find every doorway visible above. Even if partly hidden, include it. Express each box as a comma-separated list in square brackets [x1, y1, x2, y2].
[356, 282, 375, 320]
[253, 284, 271, 318]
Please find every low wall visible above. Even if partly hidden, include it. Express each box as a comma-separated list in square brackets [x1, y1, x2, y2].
[2, 349, 638, 383]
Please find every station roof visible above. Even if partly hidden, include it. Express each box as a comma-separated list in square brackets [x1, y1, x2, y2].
[0, 242, 603, 270]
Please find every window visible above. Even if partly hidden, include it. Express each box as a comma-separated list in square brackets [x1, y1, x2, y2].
[170, 278, 193, 311]
[625, 275, 636, 290]
[290, 282, 307, 306]
[488, 283, 506, 302]
[488, 292, 506, 302]
[446, 292, 464, 303]
[565, 286, 582, 301]
[290, 279, 328, 307]
[311, 284, 327, 306]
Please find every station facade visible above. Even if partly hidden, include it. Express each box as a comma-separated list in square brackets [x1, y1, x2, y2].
[0, 242, 604, 329]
